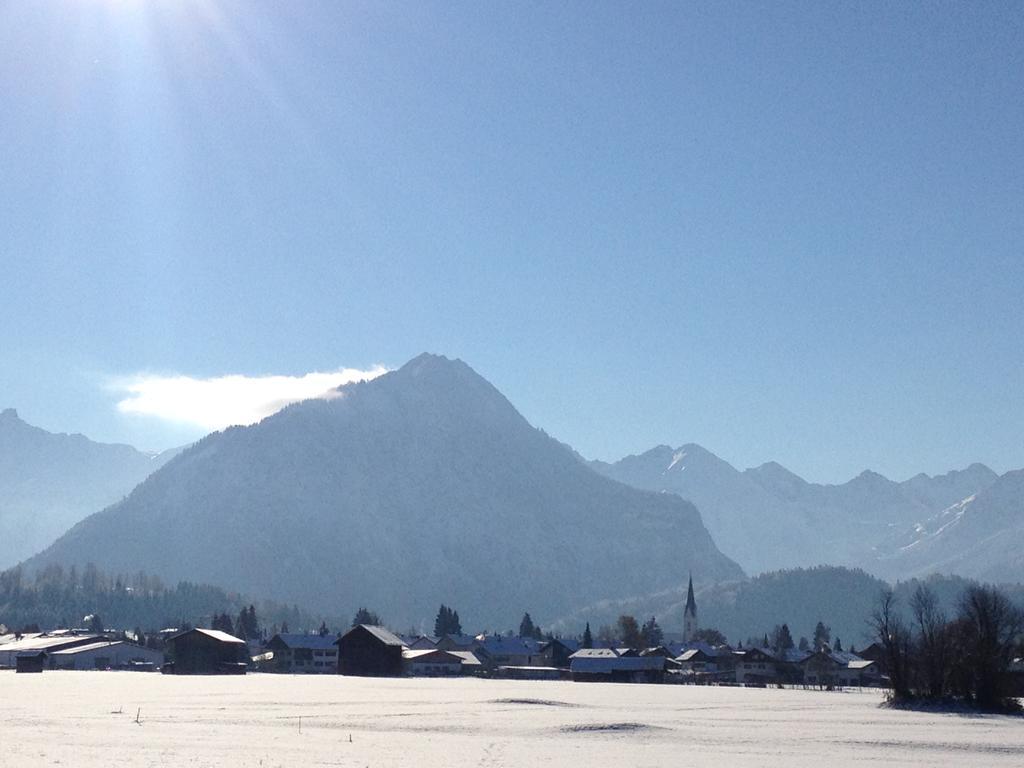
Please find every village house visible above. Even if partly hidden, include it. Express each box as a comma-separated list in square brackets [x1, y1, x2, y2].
[476, 635, 543, 668]
[734, 647, 779, 685]
[675, 647, 720, 676]
[537, 638, 579, 669]
[800, 649, 879, 688]
[164, 628, 248, 674]
[434, 634, 479, 652]
[446, 649, 484, 675]
[336, 624, 406, 677]
[402, 635, 438, 651]
[265, 633, 338, 673]
[569, 647, 667, 684]
[402, 648, 464, 676]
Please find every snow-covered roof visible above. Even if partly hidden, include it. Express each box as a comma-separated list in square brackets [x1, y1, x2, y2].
[0, 634, 104, 653]
[447, 650, 482, 666]
[402, 649, 462, 663]
[0, 632, 42, 646]
[49, 640, 126, 655]
[677, 648, 715, 662]
[569, 648, 619, 659]
[189, 628, 246, 644]
[348, 625, 405, 647]
[847, 659, 876, 670]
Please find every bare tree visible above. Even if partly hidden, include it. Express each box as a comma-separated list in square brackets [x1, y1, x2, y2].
[954, 585, 1023, 710]
[869, 588, 912, 702]
[910, 584, 950, 699]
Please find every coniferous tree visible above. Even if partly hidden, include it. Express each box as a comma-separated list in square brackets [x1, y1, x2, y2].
[212, 612, 234, 635]
[798, 636, 810, 651]
[519, 613, 536, 638]
[236, 609, 249, 640]
[771, 623, 794, 652]
[616, 615, 643, 648]
[582, 622, 593, 649]
[433, 605, 463, 637]
[813, 621, 831, 650]
[640, 616, 664, 647]
[352, 607, 382, 628]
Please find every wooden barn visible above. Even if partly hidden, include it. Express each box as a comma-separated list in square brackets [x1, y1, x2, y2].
[164, 628, 247, 674]
[336, 625, 405, 677]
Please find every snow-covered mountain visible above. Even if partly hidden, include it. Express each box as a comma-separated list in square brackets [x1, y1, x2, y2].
[0, 408, 181, 568]
[873, 469, 1024, 583]
[26, 355, 743, 628]
[591, 445, 1001, 577]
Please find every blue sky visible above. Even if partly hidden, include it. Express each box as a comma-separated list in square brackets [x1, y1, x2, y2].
[1, 1, 1021, 483]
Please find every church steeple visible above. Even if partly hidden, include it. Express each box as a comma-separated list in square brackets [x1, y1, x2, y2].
[683, 572, 698, 643]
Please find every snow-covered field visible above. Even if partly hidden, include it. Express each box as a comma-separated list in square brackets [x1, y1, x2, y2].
[2, 672, 1021, 767]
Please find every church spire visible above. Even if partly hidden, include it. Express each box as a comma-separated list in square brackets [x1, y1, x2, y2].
[683, 572, 698, 642]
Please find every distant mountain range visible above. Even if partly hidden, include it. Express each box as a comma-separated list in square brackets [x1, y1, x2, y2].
[25, 355, 743, 628]
[9, 355, 1024, 632]
[589, 444, 1015, 581]
[873, 469, 1024, 583]
[0, 408, 181, 569]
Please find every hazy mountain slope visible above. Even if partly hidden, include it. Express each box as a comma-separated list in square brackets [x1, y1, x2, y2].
[0, 409, 180, 568]
[27, 355, 743, 629]
[550, 566, 1024, 648]
[898, 463, 998, 510]
[591, 445, 822, 572]
[591, 446, 999, 576]
[874, 469, 1024, 583]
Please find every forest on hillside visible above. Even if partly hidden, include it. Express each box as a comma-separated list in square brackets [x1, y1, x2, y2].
[0, 563, 317, 633]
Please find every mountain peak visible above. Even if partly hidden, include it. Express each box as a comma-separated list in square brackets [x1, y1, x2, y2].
[394, 353, 480, 383]
[747, 461, 806, 485]
[27, 355, 743, 625]
[1, 408, 19, 420]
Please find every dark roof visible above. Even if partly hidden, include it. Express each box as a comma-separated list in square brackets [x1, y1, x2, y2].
[479, 636, 539, 655]
[437, 634, 478, 647]
[539, 637, 580, 654]
[268, 633, 338, 651]
[570, 655, 666, 673]
[338, 624, 405, 647]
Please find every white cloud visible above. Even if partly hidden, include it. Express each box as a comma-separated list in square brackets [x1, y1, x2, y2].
[114, 366, 388, 431]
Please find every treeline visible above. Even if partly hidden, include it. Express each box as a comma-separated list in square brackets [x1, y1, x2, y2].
[872, 583, 1023, 712]
[0, 564, 312, 634]
[701, 566, 1024, 646]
